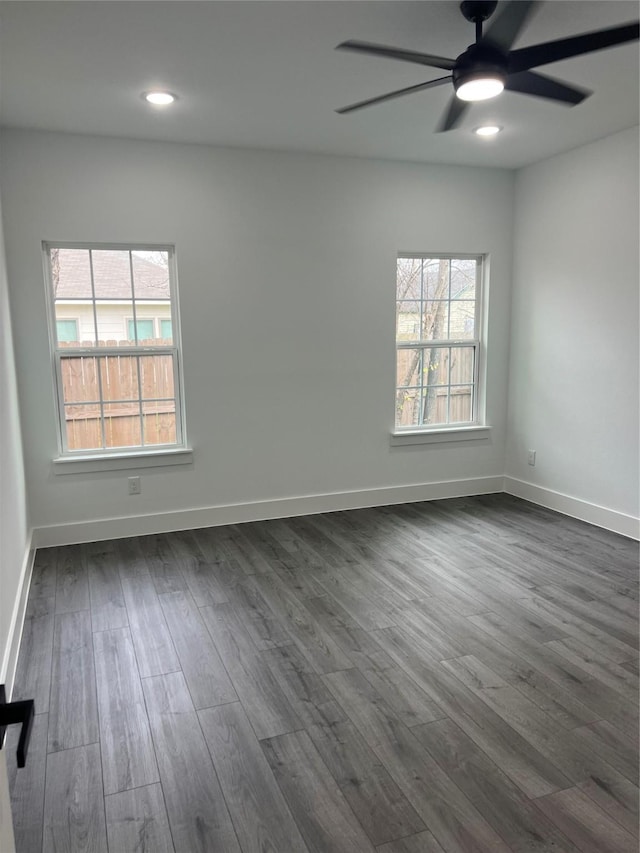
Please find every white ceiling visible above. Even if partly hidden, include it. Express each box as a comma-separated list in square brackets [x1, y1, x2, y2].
[0, 1, 638, 169]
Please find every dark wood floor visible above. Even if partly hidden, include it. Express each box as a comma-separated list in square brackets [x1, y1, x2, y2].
[6, 494, 639, 853]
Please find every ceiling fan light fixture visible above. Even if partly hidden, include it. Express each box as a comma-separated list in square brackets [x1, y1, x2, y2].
[455, 74, 505, 102]
[474, 124, 502, 136]
[143, 91, 177, 106]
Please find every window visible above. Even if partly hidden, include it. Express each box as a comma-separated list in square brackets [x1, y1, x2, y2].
[126, 317, 172, 341]
[127, 318, 155, 342]
[55, 318, 79, 343]
[45, 244, 186, 455]
[395, 254, 482, 430]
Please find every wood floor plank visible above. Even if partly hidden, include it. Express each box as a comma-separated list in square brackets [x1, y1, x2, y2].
[304, 596, 400, 673]
[145, 533, 188, 595]
[262, 729, 376, 853]
[226, 579, 294, 650]
[534, 787, 637, 853]
[189, 537, 294, 650]
[316, 561, 410, 624]
[460, 631, 602, 731]
[142, 670, 241, 853]
[273, 561, 329, 600]
[284, 515, 355, 568]
[85, 543, 128, 633]
[263, 517, 331, 573]
[442, 654, 640, 792]
[251, 572, 353, 674]
[43, 743, 108, 853]
[6, 713, 48, 853]
[179, 551, 231, 606]
[307, 718, 426, 845]
[199, 702, 309, 853]
[54, 545, 89, 614]
[577, 771, 639, 837]
[468, 609, 639, 742]
[361, 663, 447, 729]
[314, 566, 400, 630]
[571, 720, 639, 785]
[600, 592, 639, 620]
[191, 524, 245, 567]
[166, 529, 232, 604]
[323, 667, 512, 853]
[11, 596, 55, 711]
[302, 611, 447, 727]
[535, 584, 639, 648]
[114, 536, 153, 578]
[518, 596, 638, 664]
[224, 522, 291, 574]
[545, 636, 639, 701]
[93, 627, 159, 794]
[411, 594, 566, 656]
[121, 574, 180, 678]
[105, 783, 174, 853]
[159, 589, 237, 708]
[372, 626, 572, 798]
[620, 658, 639, 675]
[48, 610, 99, 753]
[413, 717, 580, 853]
[442, 652, 576, 758]
[376, 831, 446, 852]
[391, 607, 468, 661]
[261, 643, 348, 728]
[200, 603, 302, 738]
[29, 549, 58, 599]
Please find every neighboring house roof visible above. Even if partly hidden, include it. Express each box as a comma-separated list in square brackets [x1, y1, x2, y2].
[53, 247, 170, 300]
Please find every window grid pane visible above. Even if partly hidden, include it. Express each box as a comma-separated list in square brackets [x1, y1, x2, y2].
[396, 254, 480, 429]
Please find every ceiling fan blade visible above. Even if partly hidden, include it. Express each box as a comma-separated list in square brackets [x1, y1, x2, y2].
[336, 40, 455, 71]
[436, 96, 470, 132]
[505, 70, 591, 104]
[508, 21, 640, 73]
[336, 76, 452, 114]
[482, 0, 539, 52]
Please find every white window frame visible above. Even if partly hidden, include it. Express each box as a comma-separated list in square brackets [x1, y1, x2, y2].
[392, 252, 490, 445]
[44, 242, 190, 465]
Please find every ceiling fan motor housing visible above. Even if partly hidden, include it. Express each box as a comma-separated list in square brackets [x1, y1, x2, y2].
[452, 42, 508, 94]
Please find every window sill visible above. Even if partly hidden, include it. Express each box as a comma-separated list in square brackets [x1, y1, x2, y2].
[52, 447, 193, 474]
[390, 426, 491, 446]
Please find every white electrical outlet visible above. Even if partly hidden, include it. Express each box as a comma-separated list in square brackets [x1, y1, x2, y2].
[527, 450, 536, 466]
[128, 476, 141, 495]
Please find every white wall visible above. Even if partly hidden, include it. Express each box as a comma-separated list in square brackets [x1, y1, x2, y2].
[0, 189, 30, 685]
[0, 130, 514, 540]
[507, 127, 639, 531]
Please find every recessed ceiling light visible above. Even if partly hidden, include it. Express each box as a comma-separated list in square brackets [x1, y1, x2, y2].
[143, 91, 176, 106]
[474, 125, 502, 137]
[455, 75, 505, 102]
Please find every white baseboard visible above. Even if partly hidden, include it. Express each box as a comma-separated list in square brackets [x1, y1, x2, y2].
[504, 477, 640, 540]
[0, 531, 36, 699]
[32, 476, 505, 548]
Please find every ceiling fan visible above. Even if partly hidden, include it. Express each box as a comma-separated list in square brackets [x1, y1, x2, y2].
[335, 0, 640, 131]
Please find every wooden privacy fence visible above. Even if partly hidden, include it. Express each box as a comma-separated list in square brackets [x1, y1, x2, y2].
[59, 340, 176, 449]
